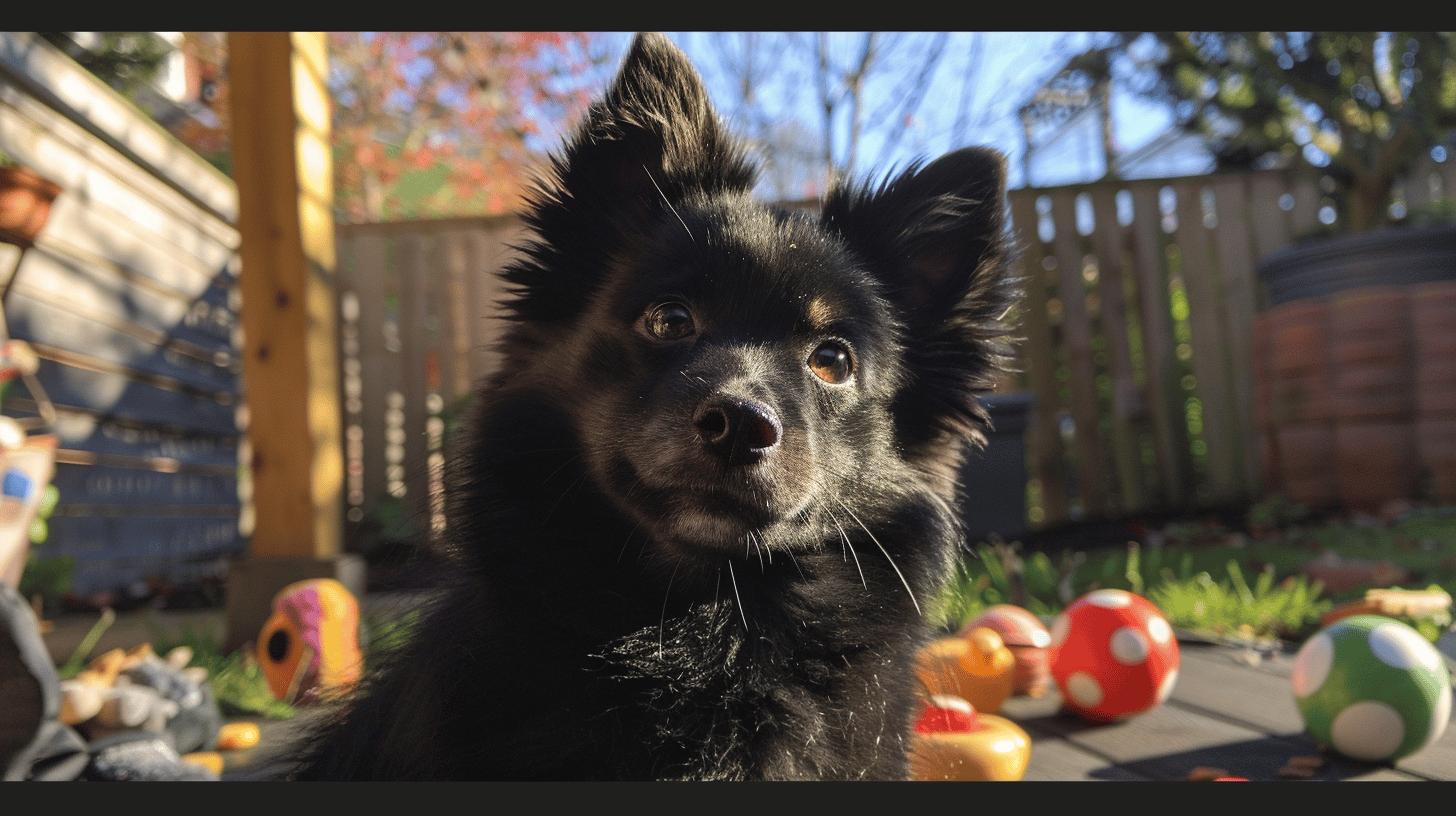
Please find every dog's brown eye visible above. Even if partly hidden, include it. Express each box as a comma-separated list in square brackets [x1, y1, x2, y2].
[808, 341, 853, 384]
[643, 302, 696, 341]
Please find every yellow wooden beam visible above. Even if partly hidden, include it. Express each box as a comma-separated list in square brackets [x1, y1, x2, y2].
[227, 31, 342, 560]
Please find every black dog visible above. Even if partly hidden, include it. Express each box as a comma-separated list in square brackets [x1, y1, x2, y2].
[291, 32, 1017, 780]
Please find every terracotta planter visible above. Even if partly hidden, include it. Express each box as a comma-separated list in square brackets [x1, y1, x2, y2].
[1415, 361, 1456, 416]
[1267, 300, 1330, 375]
[1275, 423, 1337, 507]
[1259, 224, 1456, 306]
[1412, 281, 1456, 500]
[1416, 418, 1456, 502]
[1329, 289, 1413, 422]
[1255, 227, 1456, 510]
[1335, 422, 1418, 509]
[1263, 301, 1333, 425]
[0, 165, 62, 248]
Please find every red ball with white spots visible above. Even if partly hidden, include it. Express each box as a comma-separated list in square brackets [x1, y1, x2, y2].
[1049, 589, 1180, 721]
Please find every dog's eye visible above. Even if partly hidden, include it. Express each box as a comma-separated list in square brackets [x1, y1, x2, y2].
[808, 341, 853, 384]
[642, 302, 696, 342]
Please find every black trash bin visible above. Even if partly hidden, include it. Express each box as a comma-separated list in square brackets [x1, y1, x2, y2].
[959, 392, 1033, 542]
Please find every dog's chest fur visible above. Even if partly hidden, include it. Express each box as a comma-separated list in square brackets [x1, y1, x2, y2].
[291, 388, 953, 781]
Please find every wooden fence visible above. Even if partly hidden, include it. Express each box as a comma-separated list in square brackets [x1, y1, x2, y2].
[334, 161, 1456, 544]
[0, 33, 244, 595]
[333, 216, 524, 551]
[1011, 158, 1456, 527]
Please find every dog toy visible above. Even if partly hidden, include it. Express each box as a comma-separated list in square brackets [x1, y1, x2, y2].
[59, 643, 220, 754]
[908, 695, 1031, 781]
[964, 604, 1053, 697]
[1320, 587, 1451, 628]
[1292, 614, 1451, 762]
[257, 578, 363, 703]
[217, 722, 260, 751]
[1049, 589, 1180, 721]
[180, 751, 225, 775]
[915, 626, 1016, 713]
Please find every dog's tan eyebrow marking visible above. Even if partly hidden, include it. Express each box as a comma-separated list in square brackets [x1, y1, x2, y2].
[805, 296, 836, 330]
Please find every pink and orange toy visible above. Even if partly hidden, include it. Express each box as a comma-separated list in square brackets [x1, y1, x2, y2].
[256, 578, 363, 703]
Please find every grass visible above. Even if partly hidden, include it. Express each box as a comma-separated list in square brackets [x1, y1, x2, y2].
[929, 541, 1330, 642]
[50, 599, 427, 722]
[1150, 562, 1328, 642]
[932, 501, 1456, 645]
[147, 619, 298, 720]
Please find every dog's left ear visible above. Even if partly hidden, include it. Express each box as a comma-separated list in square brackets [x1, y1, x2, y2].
[506, 33, 757, 323]
[821, 147, 1019, 448]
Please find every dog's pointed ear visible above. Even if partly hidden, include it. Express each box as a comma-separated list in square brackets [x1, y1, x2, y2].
[506, 33, 757, 323]
[553, 32, 755, 220]
[821, 147, 1020, 449]
[822, 147, 1010, 318]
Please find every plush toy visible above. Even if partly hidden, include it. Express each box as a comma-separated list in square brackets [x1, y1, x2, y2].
[1292, 614, 1452, 762]
[915, 626, 1016, 714]
[256, 578, 363, 703]
[61, 647, 179, 736]
[1049, 589, 1180, 721]
[964, 605, 1053, 697]
[59, 643, 219, 753]
[908, 695, 1031, 781]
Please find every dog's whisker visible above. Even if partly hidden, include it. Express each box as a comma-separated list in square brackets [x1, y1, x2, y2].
[658, 559, 682, 661]
[785, 547, 807, 582]
[617, 521, 643, 564]
[540, 452, 584, 485]
[829, 510, 865, 589]
[541, 471, 588, 527]
[643, 165, 694, 243]
[835, 497, 922, 617]
[726, 559, 749, 632]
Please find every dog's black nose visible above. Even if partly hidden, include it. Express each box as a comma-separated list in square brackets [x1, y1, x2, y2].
[694, 398, 781, 465]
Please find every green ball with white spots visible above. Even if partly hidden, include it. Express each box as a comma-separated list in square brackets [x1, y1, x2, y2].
[1292, 615, 1452, 763]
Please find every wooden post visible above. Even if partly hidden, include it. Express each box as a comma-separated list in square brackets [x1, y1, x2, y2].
[224, 32, 361, 650]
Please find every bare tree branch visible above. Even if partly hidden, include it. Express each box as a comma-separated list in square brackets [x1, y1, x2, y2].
[873, 32, 950, 169]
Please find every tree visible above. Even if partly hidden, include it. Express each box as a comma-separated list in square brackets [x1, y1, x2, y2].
[39, 32, 173, 97]
[688, 32, 961, 200]
[328, 32, 612, 222]
[1113, 32, 1456, 231]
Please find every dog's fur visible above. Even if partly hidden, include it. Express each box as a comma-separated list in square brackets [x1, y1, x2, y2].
[290, 32, 1017, 780]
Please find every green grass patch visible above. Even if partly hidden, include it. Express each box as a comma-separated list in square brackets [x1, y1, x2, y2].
[147, 619, 298, 720]
[932, 504, 1456, 644]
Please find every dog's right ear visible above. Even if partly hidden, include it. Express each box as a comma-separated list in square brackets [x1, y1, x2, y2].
[506, 33, 756, 323]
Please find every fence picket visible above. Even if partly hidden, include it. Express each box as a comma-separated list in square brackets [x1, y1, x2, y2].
[395, 235, 431, 530]
[1049, 190, 1110, 517]
[1211, 177, 1262, 490]
[1128, 185, 1193, 507]
[1247, 173, 1290, 281]
[1174, 182, 1243, 502]
[351, 232, 391, 524]
[1088, 186, 1146, 512]
[1009, 192, 1069, 525]
[1290, 175, 1322, 239]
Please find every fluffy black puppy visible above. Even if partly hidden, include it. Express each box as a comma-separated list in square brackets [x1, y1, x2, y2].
[292, 32, 1017, 780]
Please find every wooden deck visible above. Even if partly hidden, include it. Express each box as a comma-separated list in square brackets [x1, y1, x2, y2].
[1003, 642, 1456, 781]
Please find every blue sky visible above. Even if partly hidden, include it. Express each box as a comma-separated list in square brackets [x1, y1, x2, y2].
[631, 32, 1179, 191]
